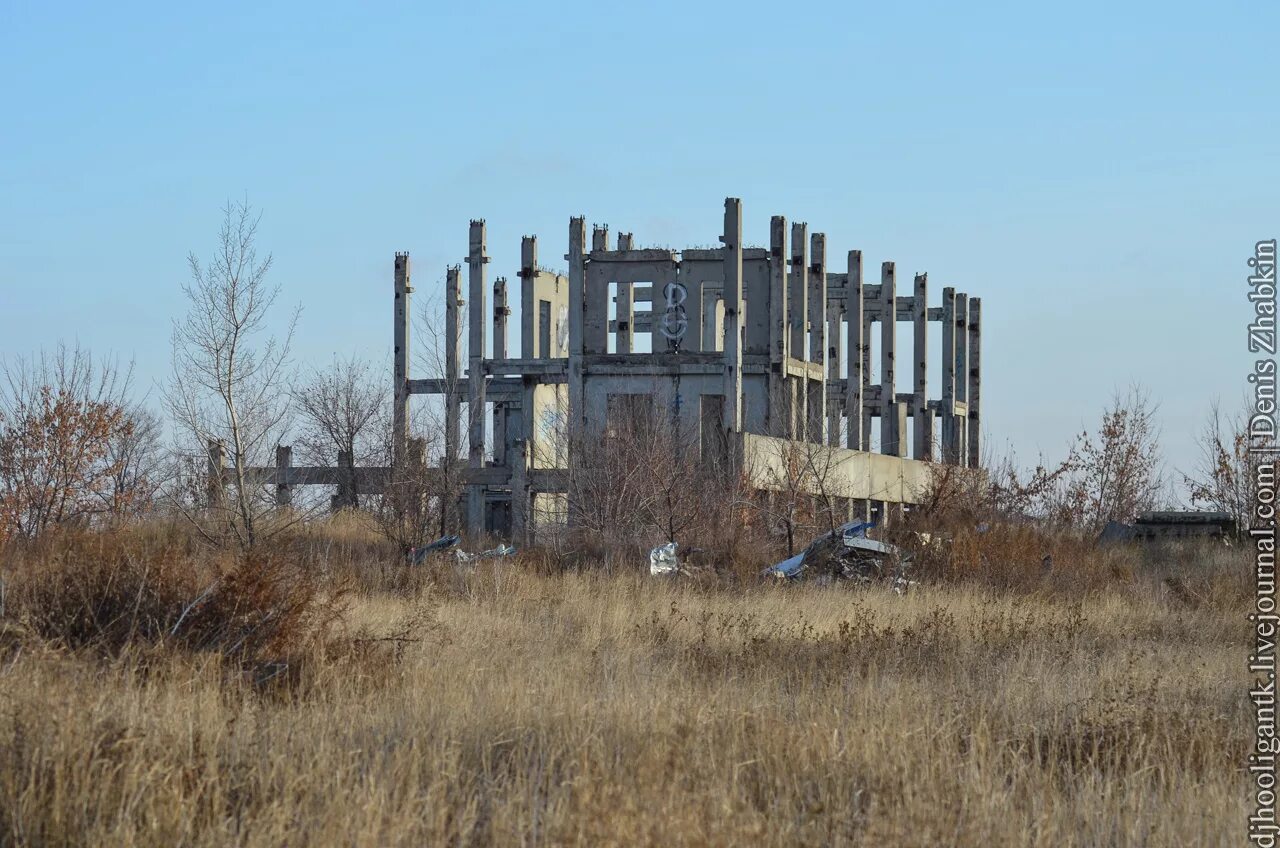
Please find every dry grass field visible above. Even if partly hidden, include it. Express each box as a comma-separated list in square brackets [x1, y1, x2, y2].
[0, 525, 1247, 846]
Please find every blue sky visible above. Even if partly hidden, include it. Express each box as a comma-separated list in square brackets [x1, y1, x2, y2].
[1, 1, 1274, 476]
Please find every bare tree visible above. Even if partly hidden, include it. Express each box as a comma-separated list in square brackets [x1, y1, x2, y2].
[0, 345, 136, 541]
[164, 199, 297, 551]
[1052, 386, 1163, 531]
[1183, 399, 1261, 534]
[103, 402, 164, 521]
[292, 354, 382, 508]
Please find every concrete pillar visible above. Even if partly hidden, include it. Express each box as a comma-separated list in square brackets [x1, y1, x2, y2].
[790, 223, 808, 439]
[953, 293, 969, 467]
[845, 250, 864, 451]
[393, 252, 412, 464]
[968, 297, 982, 468]
[940, 286, 958, 464]
[467, 220, 488, 534]
[445, 266, 462, 468]
[879, 262, 898, 456]
[206, 440, 225, 511]
[808, 232, 827, 444]
[592, 224, 610, 252]
[789, 223, 808, 360]
[825, 247, 843, 447]
[567, 217, 587, 436]
[518, 237, 537, 359]
[617, 232, 634, 250]
[335, 448, 356, 510]
[768, 216, 789, 434]
[721, 198, 743, 433]
[493, 277, 508, 360]
[616, 283, 633, 353]
[912, 272, 932, 460]
[510, 438, 530, 545]
[275, 445, 292, 508]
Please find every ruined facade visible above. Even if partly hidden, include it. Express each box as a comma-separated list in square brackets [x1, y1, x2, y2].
[393, 198, 983, 539]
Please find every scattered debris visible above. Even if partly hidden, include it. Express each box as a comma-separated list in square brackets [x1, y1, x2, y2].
[455, 544, 516, 564]
[649, 542, 680, 575]
[407, 535, 460, 564]
[762, 521, 914, 590]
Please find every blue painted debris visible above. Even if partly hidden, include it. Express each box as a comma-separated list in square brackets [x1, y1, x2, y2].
[408, 534, 460, 564]
[763, 520, 905, 584]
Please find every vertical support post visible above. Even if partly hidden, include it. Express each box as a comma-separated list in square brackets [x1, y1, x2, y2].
[808, 232, 827, 444]
[879, 262, 898, 456]
[844, 250, 864, 451]
[519, 237, 537, 359]
[789, 223, 808, 360]
[492, 276, 509, 470]
[206, 440, 225, 511]
[567, 217, 587, 437]
[275, 445, 292, 508]
[393, 252, 412, 465]
[445, 266, 462, 470]
[940, 286, 958, 464]
[968, 297, 982, 468]
[591, 225, 610, 252]
[790, 222, 808, 439]
[768, 216, 789, 434]
[825, 246, 843, 447]
[467, 220, 488, 535]
[616, 283, 633, 353]
[493, 277, 508, 360]
[953, 293, 970, 468]
[912, 272, 932, 460]
[511, 437, 530, 545]
[721, 197, 743, 434]
[617, 232, 634, 250]
[335, 448, 356, 510]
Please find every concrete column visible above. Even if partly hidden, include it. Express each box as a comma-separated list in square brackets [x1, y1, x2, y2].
[912, 272, 932, 460]
[445, 266, 462, 468]
[789, 223, 808, 360]
[845, 250, 864, 451]
[768, 216, 789, 434]
[617, 232, 634, 250]
[592, 224, 610, 252]
[968, 297, 982, 468]
[335, 448, 356, 510]
[206, 440, 225, 511]
[275, 445, 292, 508]
[940, 286, 958, 464]
[467, 220, 489, 534]
[790, 223, 808, 439]
[616, 283, 633, 353]
[953, 293, 969, 467]
[519, 237, 537, 359]
[393, 252, 412, 464]
[493, 277, 508, 360]
[808, 232, 827, 444]
[879, 262, 898, 456]
[510, 437, 530, 545]
[567, 217, 587, 436]
[720, 198, 743, 433]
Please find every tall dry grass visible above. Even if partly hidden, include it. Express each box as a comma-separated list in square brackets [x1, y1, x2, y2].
[0, 521, 1248, 846]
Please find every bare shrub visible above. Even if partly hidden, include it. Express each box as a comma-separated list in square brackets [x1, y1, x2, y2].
[0, 346, 142, 542]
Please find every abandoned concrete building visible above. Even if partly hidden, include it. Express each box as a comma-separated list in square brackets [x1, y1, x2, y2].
[382, 197, 984, 540]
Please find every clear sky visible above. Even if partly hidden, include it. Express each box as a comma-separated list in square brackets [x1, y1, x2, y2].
[1, 1, 1274, 478]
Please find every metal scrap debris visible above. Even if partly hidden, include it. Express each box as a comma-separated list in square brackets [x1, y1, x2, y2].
[455, 544, 517, 564]
[763, 521, 914, 591]
[649, 542, 680, 575]
[408, 534, 460, 564]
